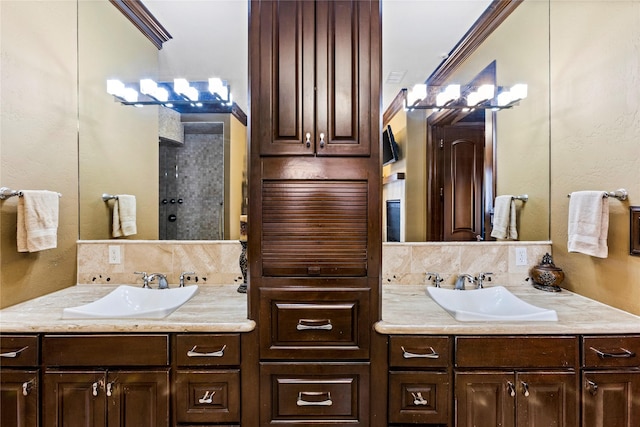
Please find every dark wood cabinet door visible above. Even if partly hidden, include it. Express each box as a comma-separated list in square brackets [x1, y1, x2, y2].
[516, 372, 578, 427]
[251, 0, 374, 156]
[441, 125, 485, 241]
[455, 372, 515, 427]
[582, 371, 640, 427]
[43, 371, 107, 427]
[0, 370, 39, 427]
[107, 370, 169, 427]
[261, 178, 368, 277]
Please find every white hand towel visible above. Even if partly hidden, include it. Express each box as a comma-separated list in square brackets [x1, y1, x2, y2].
[568, 191, 609, 258]
[491, 195, 518, 240]
[17, 190, 59, 252]
[112, 195, 137, 237]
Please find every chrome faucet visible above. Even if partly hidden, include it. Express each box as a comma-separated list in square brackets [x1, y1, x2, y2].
[476, 272, 494, 288]
[426, 272, 443, 288]
[179, 271, 195, 287]
[454, 274, 476, 290]
[147, 273, 169, 289]
[134, 271, 150, 288]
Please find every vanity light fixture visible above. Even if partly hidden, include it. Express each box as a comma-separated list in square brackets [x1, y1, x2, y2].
[106, 77, 233, 113]
[406, 83, 428, 108]
[403, 82, 527, 111]
[173, 78, 199, 102]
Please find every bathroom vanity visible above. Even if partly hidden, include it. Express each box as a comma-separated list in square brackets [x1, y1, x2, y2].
[1, 284, 639, 427]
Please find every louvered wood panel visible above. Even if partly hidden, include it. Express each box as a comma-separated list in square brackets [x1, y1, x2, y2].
[262, 180, 368, 276]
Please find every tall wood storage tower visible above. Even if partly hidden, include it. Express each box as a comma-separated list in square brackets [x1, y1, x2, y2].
[248, 1, 383, 425]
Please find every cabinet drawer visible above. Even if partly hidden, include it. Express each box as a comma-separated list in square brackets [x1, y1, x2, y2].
[174, 370, 240, 424]
[389, 336, 450, 368]
[42, 334, 169, 366]
[0, 335, 39, 366]
[260, 362, 369, 425]
[174, 334, 240, 367]
[389, 371, 450, 424]
[456, 336, 578, 368]
[583, 335, 640, 368]
[259, 288, 370, 359]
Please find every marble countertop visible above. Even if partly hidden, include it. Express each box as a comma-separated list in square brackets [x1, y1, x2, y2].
[1, 283, 638, 335]
[0, 284, 255, 333]
[377, 284, 640, 335]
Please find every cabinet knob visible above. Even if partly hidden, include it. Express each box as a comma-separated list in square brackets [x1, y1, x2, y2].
[586, 379, 599, 396]
[319, 132, 325, 148]
[92, 382, 100, 397]
[305, 132, 311, 148]
[22, 379, 35, 396]
[521, 381, 530, 397]
[106, 382, 115, 397]
[507, 381, 516, 397]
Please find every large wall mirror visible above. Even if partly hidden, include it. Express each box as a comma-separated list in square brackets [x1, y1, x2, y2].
[78, 0, 550, 242]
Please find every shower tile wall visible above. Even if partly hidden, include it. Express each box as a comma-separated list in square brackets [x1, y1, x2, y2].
[159, 122, 225, 240]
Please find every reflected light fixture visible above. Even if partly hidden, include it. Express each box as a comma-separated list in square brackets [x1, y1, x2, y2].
[404, 82, 527, 111]
[173, 78, 199, 102]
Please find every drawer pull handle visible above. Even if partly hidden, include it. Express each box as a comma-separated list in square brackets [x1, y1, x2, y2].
[412, 392, 428, 406]
[305, 132, 311, 148]
[521, 381, 530, 397]
[401, 346, 439, 359]
[586, 379, 599, 396]
[507, 381, 516, 397]
[187, 345, 227, 357]
[92, 382, 100, 397]
[0, 346, 28, 358]
[198, 390, 215, 404]
[296, 319, 333, 331]
[590, 346, 636, 359]
[297, 391, 332, 406]
[106, 382, 115, 397]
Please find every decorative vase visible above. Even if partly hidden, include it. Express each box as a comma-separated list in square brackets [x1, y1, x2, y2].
[237, 240, 248, 293]
[530, 252, 564, 292]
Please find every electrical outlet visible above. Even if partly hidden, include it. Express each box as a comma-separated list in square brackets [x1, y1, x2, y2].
[108, 245, 121, 264]
[515, 247, 528, 266]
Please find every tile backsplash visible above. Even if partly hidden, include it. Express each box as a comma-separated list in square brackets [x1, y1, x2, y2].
[77, 240, 551, 288]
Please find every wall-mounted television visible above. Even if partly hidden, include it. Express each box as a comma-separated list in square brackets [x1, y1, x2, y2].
[382, 125, 399, 166]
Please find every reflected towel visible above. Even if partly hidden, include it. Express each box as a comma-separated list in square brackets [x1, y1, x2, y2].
[112, 195, 137, 237]
[491, 195, 518, 240]
[17, 190, 59, 252]
[568, 191, 609, 258]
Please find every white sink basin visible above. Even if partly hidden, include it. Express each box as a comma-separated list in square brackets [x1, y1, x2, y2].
[426, 286, 557, 322]
[62, 285, 199, 319]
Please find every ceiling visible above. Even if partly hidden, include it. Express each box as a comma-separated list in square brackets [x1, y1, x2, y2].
[143, 0, 492, 113]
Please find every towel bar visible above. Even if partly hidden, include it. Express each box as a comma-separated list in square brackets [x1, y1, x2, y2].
[0, 187, 62, 200]
[511, 194, 528, 202]
[567, 188, 628, 201]
[102, 193, 119, 202]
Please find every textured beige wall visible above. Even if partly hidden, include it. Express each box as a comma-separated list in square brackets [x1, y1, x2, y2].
[549, 1, 640, 315]
[0, 1, 78, 308]
[447, 0, 551, 242]
[78, 0, 159, 240]
[229, 114, 248, 240]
